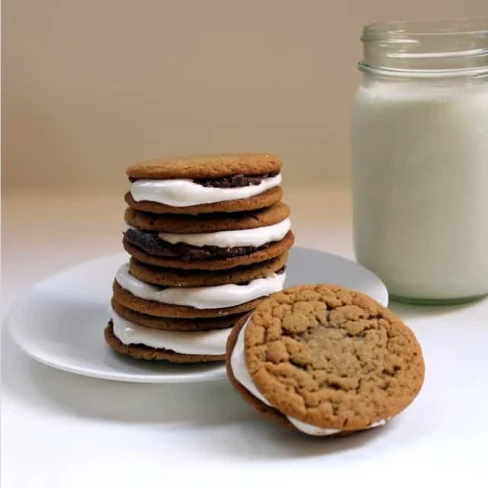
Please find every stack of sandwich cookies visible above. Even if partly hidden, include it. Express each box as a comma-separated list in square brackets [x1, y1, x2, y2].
[226, 284, 425, 435]
[106, 153, 294, 363]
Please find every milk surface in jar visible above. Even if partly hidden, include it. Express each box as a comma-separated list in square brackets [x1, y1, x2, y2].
[351, 19, 488, 304]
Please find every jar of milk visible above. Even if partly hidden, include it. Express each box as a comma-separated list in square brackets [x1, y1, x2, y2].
[352, 19, 488, 304]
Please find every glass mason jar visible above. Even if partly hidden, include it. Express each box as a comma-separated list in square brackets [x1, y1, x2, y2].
[352, 18, 488, 304]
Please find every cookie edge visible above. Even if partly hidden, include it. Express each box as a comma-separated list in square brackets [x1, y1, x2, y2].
[244, 284, 426, 431]
[105, 321, 225, 363]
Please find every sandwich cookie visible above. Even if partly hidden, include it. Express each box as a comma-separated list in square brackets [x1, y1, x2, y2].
[128, 252, 288, 287]
[122, 201, 292, 270]
[125, 153, 283, 214]
[113, 263, 287, 318]
[122, 225, 294, 270]
[122, 232, 294, 270]
[226, 284, 425, 436]
[105, 306, 234, 363]
[124, 202, 290, 234]
[111, 298, 246, 331]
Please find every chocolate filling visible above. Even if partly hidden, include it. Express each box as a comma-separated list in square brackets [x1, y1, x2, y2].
[194, 172, 279, 188]
[125, 228, 272, 261]
[128, 171, 279, 187]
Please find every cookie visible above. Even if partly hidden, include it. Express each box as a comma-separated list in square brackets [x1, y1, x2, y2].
[105, 322, 225, 363]
[123, 214, 291, 260]
[114, 280, 269, 319]
[124, 202, 290, 233]
[128, 253, 288, 287]
[122, 231, 295, 270]
[226, 284, 425, 436]
[125, 153, 283, 214]
[113, 259, 286, 317]
[124, 187, 283, 215]
[111, 297, 244, 331]
[126, 153, 281, 180]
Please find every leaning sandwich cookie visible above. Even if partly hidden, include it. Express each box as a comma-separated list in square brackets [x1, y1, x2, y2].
[226, 284, 425, 435]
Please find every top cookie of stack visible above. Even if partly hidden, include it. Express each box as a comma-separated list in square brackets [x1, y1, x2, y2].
[125, 153, 283, 214]
[122, 153, 293, 269]
[105, 153, 294, 364]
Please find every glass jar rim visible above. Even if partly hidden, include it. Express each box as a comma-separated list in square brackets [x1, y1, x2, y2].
[362, 17, 488, 41]
[359, 17, 488, 78]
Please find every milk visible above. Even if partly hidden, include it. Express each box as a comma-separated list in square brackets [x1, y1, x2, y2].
[352, 82, 488, 302]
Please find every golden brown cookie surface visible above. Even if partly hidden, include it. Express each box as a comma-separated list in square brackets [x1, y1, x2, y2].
[128, 253, 287, 287]
[113, 281, 264, 318]
[227, 284, 425, 433]
[124, 202, 290, 233]
[126, 153, 281, 180]
[111, 298, 244, 331]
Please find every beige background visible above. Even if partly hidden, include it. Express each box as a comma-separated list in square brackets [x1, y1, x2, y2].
[3, 0, 486, 194]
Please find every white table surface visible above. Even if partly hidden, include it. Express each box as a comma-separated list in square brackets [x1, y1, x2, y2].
[2, 187, 487, 487]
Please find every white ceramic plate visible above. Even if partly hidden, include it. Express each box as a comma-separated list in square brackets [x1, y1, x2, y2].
[7, 247, 388, 383]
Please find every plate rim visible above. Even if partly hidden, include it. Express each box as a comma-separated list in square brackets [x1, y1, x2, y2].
[6, 246, 388, 384]
[6, 289, 228, 384]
